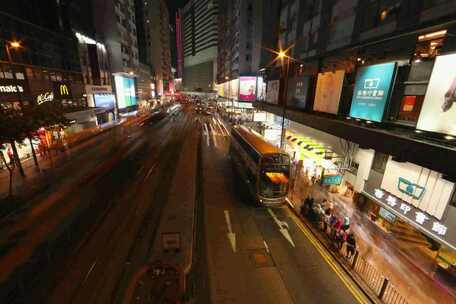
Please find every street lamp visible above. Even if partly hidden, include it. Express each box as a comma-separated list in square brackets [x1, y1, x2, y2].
[275, 48, 291, 149]
[5, 40, 21, 62]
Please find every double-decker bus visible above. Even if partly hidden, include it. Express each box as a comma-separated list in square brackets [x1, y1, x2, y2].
[230, 125, 290, 206]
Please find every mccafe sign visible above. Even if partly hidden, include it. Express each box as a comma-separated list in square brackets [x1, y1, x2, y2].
[36, 92, 54, 105]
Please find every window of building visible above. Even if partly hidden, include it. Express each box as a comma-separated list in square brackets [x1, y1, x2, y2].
[372, 152, 389, 173]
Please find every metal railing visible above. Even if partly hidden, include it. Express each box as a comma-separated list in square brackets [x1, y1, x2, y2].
[348, 250, 408, 304]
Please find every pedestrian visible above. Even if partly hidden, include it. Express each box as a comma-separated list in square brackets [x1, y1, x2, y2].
[335, 229, 346, 251]
[323, 208, 331, 234]
[342, 216, 350, 231]
[7, 147, 14, 165]
[346, 233, 357, 259]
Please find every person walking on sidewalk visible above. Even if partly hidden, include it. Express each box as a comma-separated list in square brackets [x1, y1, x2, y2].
[346, 233, 357, 259]
[7, 147, 14, 165]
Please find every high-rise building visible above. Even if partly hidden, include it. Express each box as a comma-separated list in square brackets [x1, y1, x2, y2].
[217, 0, 280, 83]
[142, 0, 172, 95]
[182, 0, 219, 91]
[176, 10, 184, 80]
[92, 0, 139, 74]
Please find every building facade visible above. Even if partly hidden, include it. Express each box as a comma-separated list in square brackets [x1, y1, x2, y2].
[182, 0, 219, 91]
[140, 0, 172, 96]
[250, 1, 456, 302]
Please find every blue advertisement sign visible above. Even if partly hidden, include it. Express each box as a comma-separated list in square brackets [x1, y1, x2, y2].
[94, 94, 115, 110]
[321, 175, 343, 186]
[349, 62, 396, 122]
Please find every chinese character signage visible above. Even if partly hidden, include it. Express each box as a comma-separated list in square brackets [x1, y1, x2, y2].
[364, 183, 455, 250]
[349, 62, 396, 122]
[417, 53, 456, 136]
[321, 175, 343, 186]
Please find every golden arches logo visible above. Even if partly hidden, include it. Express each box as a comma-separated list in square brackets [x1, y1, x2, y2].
[60, 84, 69, 95]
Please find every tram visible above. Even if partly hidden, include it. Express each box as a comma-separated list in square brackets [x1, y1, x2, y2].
[230, 125, 290, 206]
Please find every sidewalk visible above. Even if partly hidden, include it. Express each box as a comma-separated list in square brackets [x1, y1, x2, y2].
[0, 112, 155, 203]
[288, 169, 456, 304]
[0, 123, 121, 202]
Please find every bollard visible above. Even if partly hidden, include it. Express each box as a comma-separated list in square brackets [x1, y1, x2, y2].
[379, 277, 389, 300]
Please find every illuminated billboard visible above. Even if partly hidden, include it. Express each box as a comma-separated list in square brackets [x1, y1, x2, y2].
[256, 76, 266, 101]
[114, 75, 137, 109]
[417, 53, 456, 136]
[313, 70, 345, 114]
[229, 79, 239, 100]
[94, 94, 115, 110]
[349, 62, 396, 122]
[239, 76, 256, 101]
[266, 80, 280, 104]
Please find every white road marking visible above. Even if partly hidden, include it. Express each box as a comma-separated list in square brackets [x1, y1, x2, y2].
[203, 123, 210, 147]
[267, 208, 295, 247]
[210, 123, 218, 148]
[84, 260, 97, 283]
[224, 210, 236, 253]
[263, 240, 270, 253]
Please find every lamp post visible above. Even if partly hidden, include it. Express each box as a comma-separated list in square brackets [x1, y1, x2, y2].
[4, 40, 27, 176]
[278, 49, 291, 149]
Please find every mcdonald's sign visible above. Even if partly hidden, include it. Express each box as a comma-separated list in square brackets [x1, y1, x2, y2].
[52, 81, 72, 99]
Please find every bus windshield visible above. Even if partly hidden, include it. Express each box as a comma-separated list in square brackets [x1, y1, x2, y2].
[259, 154, 290, 199]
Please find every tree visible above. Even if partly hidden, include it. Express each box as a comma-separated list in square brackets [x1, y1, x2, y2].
[0, 102, 69, 197]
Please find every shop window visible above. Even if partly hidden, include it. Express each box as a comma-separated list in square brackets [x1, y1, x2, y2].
[372, 152, 389, 173]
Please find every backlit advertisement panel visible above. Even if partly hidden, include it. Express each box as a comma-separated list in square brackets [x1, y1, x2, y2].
[349, 62, 396, 122]
[256, 76, 266, 101]
[417, 53, 456, 136]
[94, 94, 115, 110]
[266, 80, 280, 104]
[239, 76, 256, 101]
[115, 75, 137, 109]
[229, 79, 239, 100]
[313, 70, 345, 114]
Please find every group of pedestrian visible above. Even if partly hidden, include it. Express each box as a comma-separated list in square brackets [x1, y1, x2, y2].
[301, 196, 357, 259]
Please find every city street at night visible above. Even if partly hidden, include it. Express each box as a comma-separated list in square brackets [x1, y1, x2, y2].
[2, 1, 456, 303]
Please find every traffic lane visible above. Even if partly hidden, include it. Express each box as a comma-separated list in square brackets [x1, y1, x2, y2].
[45, 114, 184, 304]
[15, 114, 177, 303]
[252, 207, 364, 304]
[201, 130, 294, 304]
[202, 129, 365, 304]
[90, 113, 192, 304]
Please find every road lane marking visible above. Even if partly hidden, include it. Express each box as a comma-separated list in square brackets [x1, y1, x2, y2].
[263, 240, 270, 253]
[267, 208, 295, 247]
[145, 163, 157, 179]
[83, 260, 97, 283]
[224, 210, 236, 252]
[209, 123, 219, 148]
[203, 123, 210, 146]
[286, 208, 370, 304]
